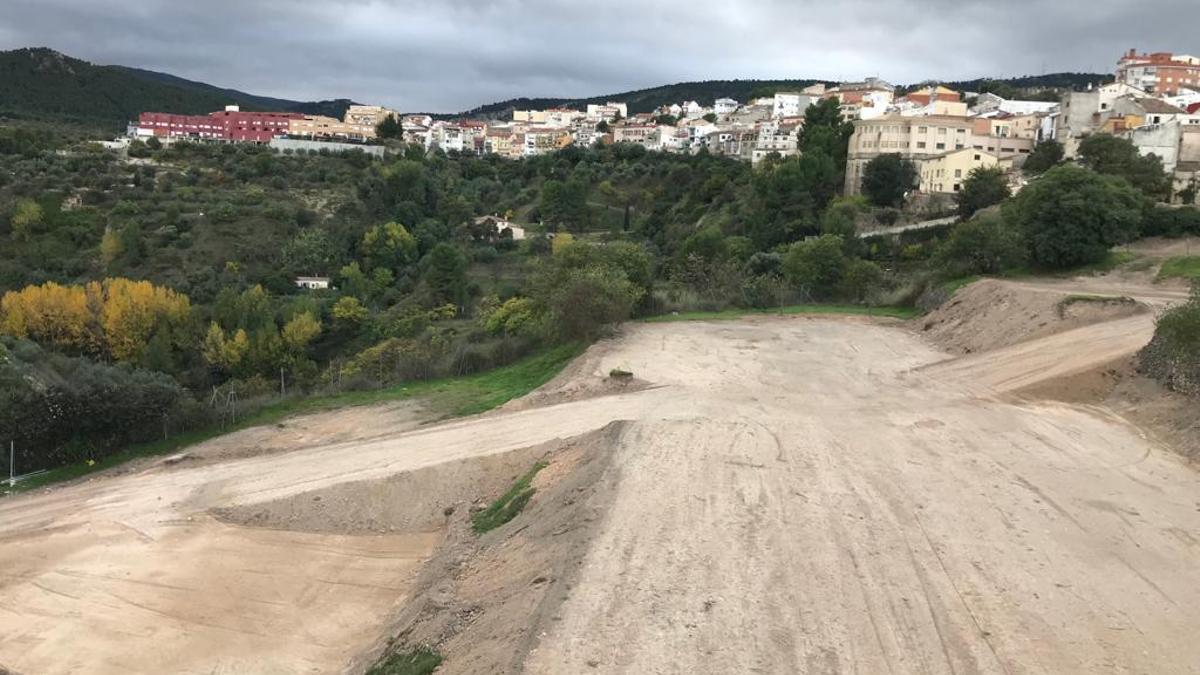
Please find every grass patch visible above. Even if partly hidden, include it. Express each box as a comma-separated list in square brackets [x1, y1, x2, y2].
[1002, 250, 1139, 280]
[939, 275, 981, 295]
[642, 304, 919, 323]
[366, 647, 443, 675]
[2, 343, 584, 496]
[1157, 256, 1200, 283]
[1056, 294, 1138, 317]
[472, 461, 548, 534]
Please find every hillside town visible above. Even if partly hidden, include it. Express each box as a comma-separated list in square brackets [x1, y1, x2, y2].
[128, 48, 1200, 204]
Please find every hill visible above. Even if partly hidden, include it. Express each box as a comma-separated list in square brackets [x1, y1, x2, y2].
[454, 78, 833, 119]
[0, 47, 355, 129]
[452, 72, 1111, 119]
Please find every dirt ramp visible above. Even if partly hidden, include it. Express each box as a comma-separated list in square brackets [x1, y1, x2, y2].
[920, 278, 1147, 354]
[213, 441, 558, 535]
[351, 422, 627, 675]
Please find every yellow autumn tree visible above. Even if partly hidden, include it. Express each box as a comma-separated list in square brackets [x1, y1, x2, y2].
[0, 278, 191, 361]
[100, 229, 125, 266]
[200, 322, 250, 373]
[281, 312, 321, 353]
[0, 282, 96, 352]
[98, 279, 192, 361]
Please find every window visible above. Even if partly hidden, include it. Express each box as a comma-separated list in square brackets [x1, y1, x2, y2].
[974, 154, 981, 160]
[917, 141, 926, 149]
[937, 128, 947, 135]
[918, 126, 927, 133]
[936, 142, 945, 150]
[954, 169, 962, 178]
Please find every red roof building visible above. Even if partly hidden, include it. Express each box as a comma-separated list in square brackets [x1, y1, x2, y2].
[138, 106, 303, 143]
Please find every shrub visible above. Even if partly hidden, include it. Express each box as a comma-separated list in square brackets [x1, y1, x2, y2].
[935, 213, 1026, 277]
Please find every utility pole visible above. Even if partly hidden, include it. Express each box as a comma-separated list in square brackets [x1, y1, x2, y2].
[9, 440, 14, 488]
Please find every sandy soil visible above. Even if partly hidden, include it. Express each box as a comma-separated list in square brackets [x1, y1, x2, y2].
[3, 279, 1200, 673]
[920, 278, 1149, 355]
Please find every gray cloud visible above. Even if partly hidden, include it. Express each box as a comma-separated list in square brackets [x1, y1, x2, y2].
[1, 0, 1197, 112]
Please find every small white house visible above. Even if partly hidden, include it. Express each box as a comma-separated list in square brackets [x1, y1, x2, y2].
[294, 276, 331, 290]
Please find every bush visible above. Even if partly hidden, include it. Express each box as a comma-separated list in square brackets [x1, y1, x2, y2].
[935, 213, 1026, 277]
[0, 337, 191, 473]
[1139, 290, 1200, 396]
[1142, 205, 1200, 238]
[1004, 165, 1143, 269]
[782, 234, 847, 299]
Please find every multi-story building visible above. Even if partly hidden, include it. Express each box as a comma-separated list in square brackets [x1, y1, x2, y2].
[1117, 49, 1200, 95]
[586, 102, 628, 122]
[826, 78, 895, 119]
[917, 148, 1001, 194]
[613, 124, 658, 146]
[714, 98, 740, 116]
[137, 106, 302, 143]
[844, 114, 975, 194]
[773, 90, 821, 119]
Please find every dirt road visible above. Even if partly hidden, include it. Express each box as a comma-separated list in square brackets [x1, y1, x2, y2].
[3, 304, 1200, 672]
[521, 319, 1200, 675]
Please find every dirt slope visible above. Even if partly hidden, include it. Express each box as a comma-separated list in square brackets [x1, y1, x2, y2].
[920, 278, 1149, 354]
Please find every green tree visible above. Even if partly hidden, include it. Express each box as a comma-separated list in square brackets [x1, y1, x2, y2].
[331, 296, 369, 326]
[862, 154, 918, 207]
[530, 243, 646, 339]
[424, 243, 469, 309]
[800, 97, 854, 173]
[361, 221, 418, 272]
[376, 114, 402, 139]
[1077, 134, 1170, 199]
[283, 228, 340, 275]
[11, 199, 43, 241]
[1023, 140, 1064, 175]
[782, 234, 848, 298]
[1004, 165, 1143, 269]
[955, 167, 1011, 219]
[750, 153, 838, 248]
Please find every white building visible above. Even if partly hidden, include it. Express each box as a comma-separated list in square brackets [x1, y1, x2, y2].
[295, 276, 331, 290]
[714, 98, 740, 116]
[586, 102, 628, 122]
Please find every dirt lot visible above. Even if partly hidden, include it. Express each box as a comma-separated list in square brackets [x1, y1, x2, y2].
[3, 274, 1200, 674]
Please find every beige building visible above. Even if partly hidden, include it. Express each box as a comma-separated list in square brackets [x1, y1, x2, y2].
[845, 114, 974, 194]
[846, 113, 1035, 194]
[288, 104, 399, 142]
[917, 148, 1001, 193]
[512, 110, 549, 124]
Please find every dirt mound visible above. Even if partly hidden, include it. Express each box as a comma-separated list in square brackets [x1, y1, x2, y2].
[349, 422, 627, 675]
[212, 441, 550, 535]
[502, 334, 652, 412]
[920, 278, 1147, 354]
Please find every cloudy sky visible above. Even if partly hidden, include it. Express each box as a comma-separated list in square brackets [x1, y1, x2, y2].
[1, 0, 1196, 112]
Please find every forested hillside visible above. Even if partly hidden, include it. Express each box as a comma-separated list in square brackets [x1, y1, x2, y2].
[0, 48, 348, 129]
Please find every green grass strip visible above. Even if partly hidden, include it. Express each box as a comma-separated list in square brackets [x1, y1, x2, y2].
[642, 304, 919, 323]
[471, 461, 548, 534]
[366, 647, 443, 675]
[1157, 256, 1200, 282]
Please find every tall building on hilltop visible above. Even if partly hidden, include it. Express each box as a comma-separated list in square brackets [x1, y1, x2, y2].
[1117, 49, 1200, 95]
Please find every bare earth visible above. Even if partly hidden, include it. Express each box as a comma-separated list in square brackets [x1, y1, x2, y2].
[3, 276, 1200, 673]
